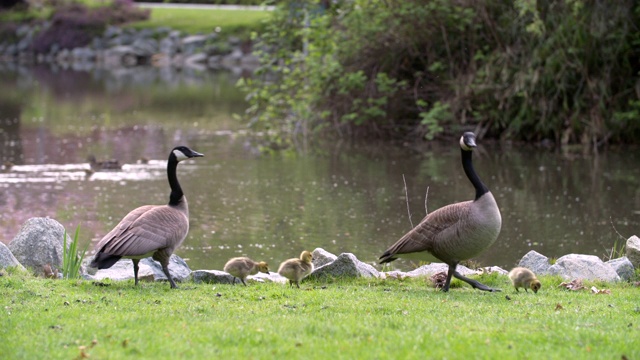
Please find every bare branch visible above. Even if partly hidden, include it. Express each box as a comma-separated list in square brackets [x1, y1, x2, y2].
[609, 216, 626, 240]
[424, 186, 430, 216]
[403, 174, 414, 228]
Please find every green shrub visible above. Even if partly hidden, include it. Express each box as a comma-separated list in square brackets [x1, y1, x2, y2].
[242, 0, 640, 147]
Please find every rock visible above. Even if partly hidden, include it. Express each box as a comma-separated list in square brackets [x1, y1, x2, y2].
[131, 38, 158, 57]
[606, 257, 635, 281]
[480, 266, 509, 275]
[311, 248, 337, 268]
[309, 252, 379, 279]
[192, 269, 240, 284]
[8, 217, 71, 276]
[625, 235, 640, 268]
[517, 250, 551, 274]
[91, 254, 191, 284]
[547, 254, 620, 281]
[406, 263, 475, 277]
[141, 255, 191, 284]
[91, 258, 155, 282]
[182, 34, 209, 55]
[184, 53, 207, 70]
[0, 242, 24, 270]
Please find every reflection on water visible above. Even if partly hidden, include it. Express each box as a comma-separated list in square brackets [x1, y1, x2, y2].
[1, 65, 639, 272]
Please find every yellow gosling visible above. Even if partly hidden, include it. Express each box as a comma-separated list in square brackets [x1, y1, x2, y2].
[223, 257, 270, 286]
[277, 251, 314, 288]
[508, 267, 541, 293]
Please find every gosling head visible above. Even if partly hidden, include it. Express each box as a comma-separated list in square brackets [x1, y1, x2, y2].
[459, 132, 477, 151]
[257, 261, 270, 274]
[300, 251, 313, 263]
[530, 279, 542, 294]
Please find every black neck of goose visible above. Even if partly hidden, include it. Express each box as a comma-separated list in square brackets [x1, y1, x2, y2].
[167, 155, 184, 206]
[461, 149, 489, 200]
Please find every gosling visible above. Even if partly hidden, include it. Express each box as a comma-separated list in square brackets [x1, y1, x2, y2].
[278, 251, 314, 288]
[508, 267, 541, 293]
[223, 257, 270, 286]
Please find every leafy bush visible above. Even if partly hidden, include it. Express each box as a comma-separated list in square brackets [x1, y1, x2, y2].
[242, 0, 640, 147]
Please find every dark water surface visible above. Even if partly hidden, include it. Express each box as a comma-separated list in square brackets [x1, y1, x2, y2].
[1, 65, 639, 271]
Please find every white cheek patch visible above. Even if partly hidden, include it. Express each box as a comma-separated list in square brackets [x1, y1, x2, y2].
[173, 149, 188, 161]
[460, 136, 471, 151]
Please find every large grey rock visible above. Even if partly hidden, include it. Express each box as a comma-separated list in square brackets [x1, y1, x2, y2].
[141, 255, 191, 283]
[8, 217, 71, 276]
[0, 242, 24, 270]
[606, 257, 635, 281]
[191, 270, 236, 284]
[192, 269, 287, 284]
[626, 235, 640, 268]
[91, 258, 155, 282]
[517, 250, 551, 274]
[309, 252, 379, 279]
[406, 263, 475, 277]
[312, 248, 337, 268]
[548, 254, 620, 281]
[91, 254, 190, 284]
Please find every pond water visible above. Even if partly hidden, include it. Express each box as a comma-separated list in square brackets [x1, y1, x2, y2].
[1, 64, 639, 272]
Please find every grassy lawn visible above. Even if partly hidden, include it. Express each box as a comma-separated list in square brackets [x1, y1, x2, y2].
[127, 6, 271, 35]
[1, 268, 639, 359]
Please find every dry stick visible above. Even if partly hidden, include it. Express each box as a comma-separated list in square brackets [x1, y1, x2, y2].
[609, 216, 626, 240]
[424, 186, 430, 217]
[403, 174, 414, 228]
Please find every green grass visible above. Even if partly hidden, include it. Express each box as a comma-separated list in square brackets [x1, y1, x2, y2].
[1, 269, 639, 359]
[127, 7, 271, 35]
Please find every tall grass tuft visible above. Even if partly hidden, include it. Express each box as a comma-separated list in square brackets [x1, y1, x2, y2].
[604, 238, 626, 262]
[62, 225, 89, 280]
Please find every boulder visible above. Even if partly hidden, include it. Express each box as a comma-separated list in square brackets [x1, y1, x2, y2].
[626, 235, 640, 268]
[312, 248, 337, 268]
[480, 266, 509, 275]
[605, 257, 635, 281]
[406, 263, 475, 278]
[191, 269, 236, 284]
[547, 254, 620, 281]
[0, 242, 24, 270]
[309, 252, 379, 279]
[141, 255, 191, 284]
[517, 250, 551, 274]
[90, 254, 191, 284]
[90, 258, 155, 282]
[8, 217, 71, 276]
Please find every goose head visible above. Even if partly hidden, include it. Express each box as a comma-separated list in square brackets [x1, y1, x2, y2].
[459, 132, 477, 151]
[300, 251, 313, 264]
[530, 279, 542, 293]
[257, 261, 270, 274]
[172, 146, 204, 162]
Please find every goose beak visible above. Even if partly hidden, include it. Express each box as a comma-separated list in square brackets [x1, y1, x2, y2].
[191, 151, 204, 158]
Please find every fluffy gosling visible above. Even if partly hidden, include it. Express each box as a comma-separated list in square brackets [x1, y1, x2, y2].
[278, 251, 314, 288]
[223, 257, 270, 286]
[508, 267, 541, 293]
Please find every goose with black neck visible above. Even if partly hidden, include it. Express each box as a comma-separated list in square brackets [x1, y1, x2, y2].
[90, 146, 204, 289]
[379, 132, 502, 292]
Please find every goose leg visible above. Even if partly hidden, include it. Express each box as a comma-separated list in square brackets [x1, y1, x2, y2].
[241, 278, 248, 286]
[453, 271, 501, 292]
[441, 265, 456, 292]
[161, 261, 178, 289]
[132, 259, 140, 286]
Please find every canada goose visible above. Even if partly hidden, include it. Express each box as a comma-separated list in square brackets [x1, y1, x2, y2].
[90, 146, 203, 288]
[223, 257, 270, 286]
[508, 267, 541, 293]
[87, 155, 122, 171]
[379, 132, 502, 292]
[278, 251, 314, 288]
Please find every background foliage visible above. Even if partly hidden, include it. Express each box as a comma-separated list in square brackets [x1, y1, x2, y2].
[242, 0, 640, 148]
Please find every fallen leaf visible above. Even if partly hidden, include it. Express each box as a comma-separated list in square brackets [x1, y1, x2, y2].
[590, 286, 611, 295]
[555, 303, 564, 311]
[559, 279, 585, 291]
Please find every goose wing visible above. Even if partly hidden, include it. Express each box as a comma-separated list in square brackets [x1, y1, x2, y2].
[95, 205, 188, 257]
[380, 201, 471, 261]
